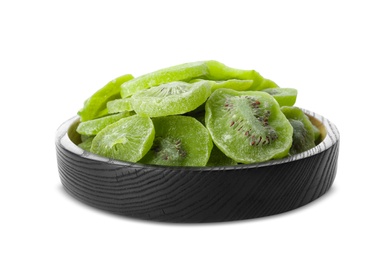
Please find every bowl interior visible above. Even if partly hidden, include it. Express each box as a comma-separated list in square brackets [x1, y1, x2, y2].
[68, 118, 82, 145]
[308, 113, 327, 141]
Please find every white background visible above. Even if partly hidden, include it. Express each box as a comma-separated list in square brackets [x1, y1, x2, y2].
[1, 0, 389, 259]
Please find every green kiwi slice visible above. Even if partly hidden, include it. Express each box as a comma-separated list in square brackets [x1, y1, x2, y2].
[78, 74, 134, 122]
[206, 146, 237, 167]
[90, 115, 155, 163]
[262, 88, 298, 107]
[312, 124, 322, 144]
[205, 88, 293, 164]
[78, 136, 94, 152]
[256, 78, 279, 90]
[76, 111, 131, 136]
[106, 98, 133, 114]
[80, 134, 91, 142]
[280, 106, 316, 155]
[205, 60, 265, 90]
[130, 81, 212, 117]
[140, 116, 213, 166]
[120, 61, 209, 98]
[120, 60, 266, 98]
[191, 79, 253, 92]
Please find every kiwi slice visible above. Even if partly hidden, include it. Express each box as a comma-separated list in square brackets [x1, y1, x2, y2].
[120, 61, 209, 98]
[121, 60, 266, 97]
[256, 78, 279, 90]
[106, 98, 133, 114]
[191, 79, 253, 92]
[205, 61, 280, 91]
[205, 88, 293, 164]
[90, 115, 155, 163]
[76, 111, 131, 136]
[78, 136, 94, 151]
[206, 146, 237, 167]
[205, 60, 265, 90]
[280, 106, 316, 155]
[130, 81, 212, 117]
[313, 124, 322, 144]
[140, 116, 213, 167]
[78, 74, 134, 122]
[80, 134, 92, 142]
[262, 88, 298, 107]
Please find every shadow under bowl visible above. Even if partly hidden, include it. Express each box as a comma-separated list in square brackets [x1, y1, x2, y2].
[55, 109, 340, 223]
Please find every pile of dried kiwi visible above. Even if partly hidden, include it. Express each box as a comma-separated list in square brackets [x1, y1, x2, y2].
[76, 60, 321, 167]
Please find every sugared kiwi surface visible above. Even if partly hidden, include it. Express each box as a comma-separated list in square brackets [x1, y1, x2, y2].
[205, 89, 293, 164]
[76, 60, 321, 166]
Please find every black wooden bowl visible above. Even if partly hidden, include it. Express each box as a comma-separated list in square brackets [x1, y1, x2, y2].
[55, 109, 339, 223]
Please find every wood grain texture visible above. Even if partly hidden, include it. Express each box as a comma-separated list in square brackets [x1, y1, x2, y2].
[55, 110, 339, 223]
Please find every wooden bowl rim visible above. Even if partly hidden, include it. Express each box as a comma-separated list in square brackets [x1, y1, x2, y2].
[55, 108, 339, 171]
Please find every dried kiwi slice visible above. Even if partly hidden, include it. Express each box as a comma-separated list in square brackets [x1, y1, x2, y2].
[78, 74, 134, 121]
[121, 61, 209, 98]
[281, 106, 316, 155]
[313, 124, 322, 144]
[78, 136, 94, 152]
[206, 146, 237, 167]
[205, 60, 265, 90]
[190, 79, 253, 92]
[202, 61, 277, 91]
[130, 81, 212, 117]
[90, 115, 155, 163]
[76, 111, 131, 136]
[256, 78, 279, 90]
[140, 116, 213, 166]
[262, 87, 298, 107]
[205, 89, 293, 164]
[120, 60, 266, 97]
[106, 98, 133, 114]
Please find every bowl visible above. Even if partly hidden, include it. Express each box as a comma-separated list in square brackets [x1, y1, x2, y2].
[55, 109, 339, 223]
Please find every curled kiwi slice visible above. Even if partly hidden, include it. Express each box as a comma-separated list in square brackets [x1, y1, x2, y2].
[281, 106, 316, 155]
[76, 111, 131, 136]
[121, 60, 266, 97]
[106, 98, 133, 114]
[140, 116, 213, 167]
[120, 61, 209, 98]
[205, 89, 293, 164]
[256, 78, 279, 90]
[262, 87, 298, 107]
[205, 60, 265, 90]
[90, 115, 155, 163]
[191, 79, 253, 92]
[78, 74, 134, 122]
[130, 81, 212, 117]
